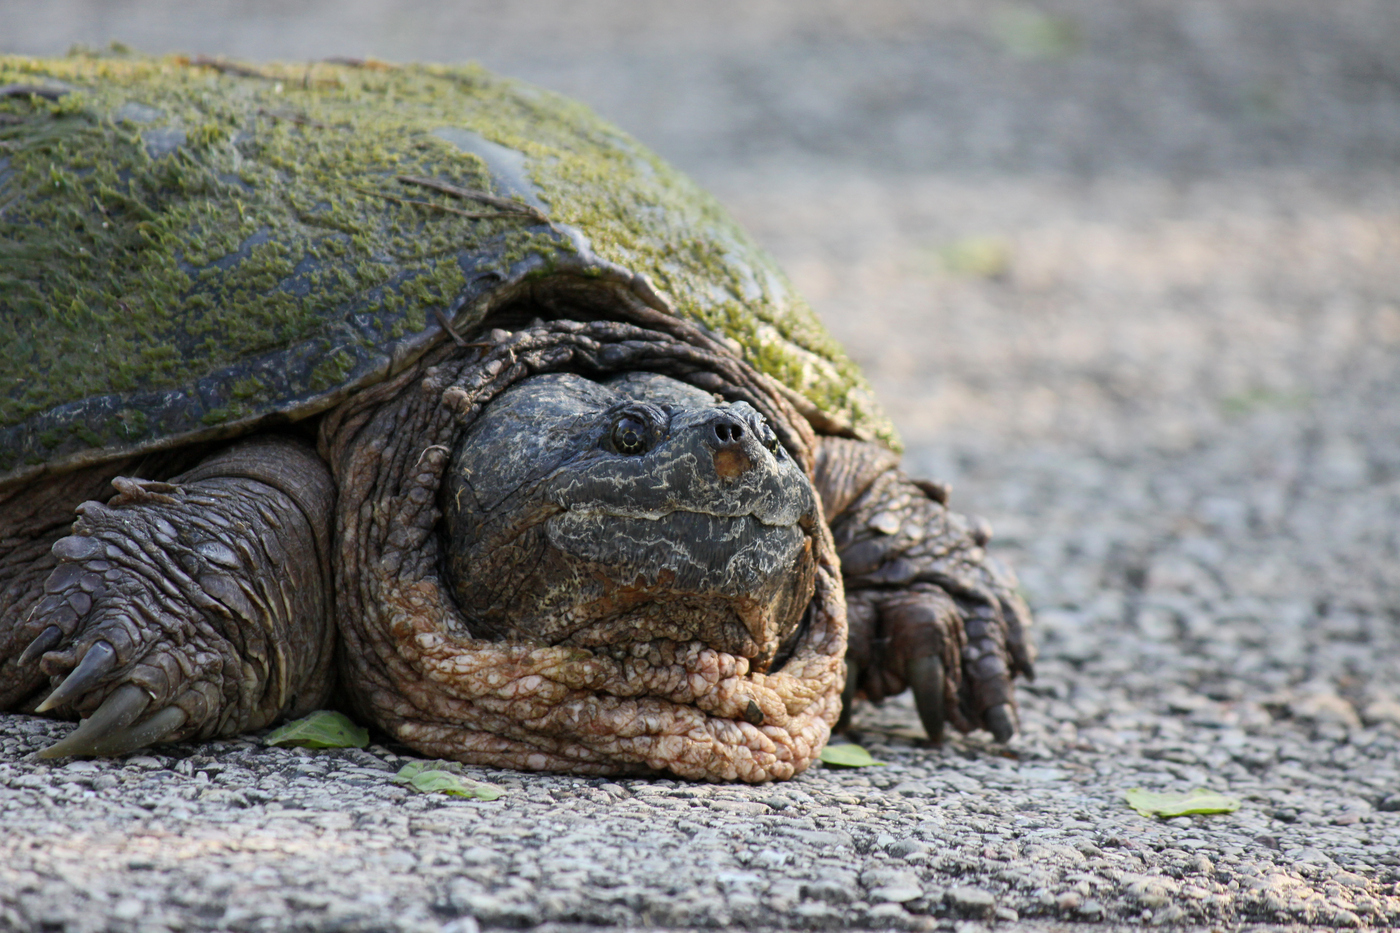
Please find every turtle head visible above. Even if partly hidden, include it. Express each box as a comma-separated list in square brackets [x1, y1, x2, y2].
[441, 372, 819, 668]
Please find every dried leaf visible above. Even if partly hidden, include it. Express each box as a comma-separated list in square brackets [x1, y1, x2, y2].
[393, 760, 504, 800]
[263, 710, 369, 749]
[1124, 787, 1241, 818]
[819, 743, 883, 768]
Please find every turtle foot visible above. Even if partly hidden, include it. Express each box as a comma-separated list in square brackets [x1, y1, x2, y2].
[16, 506, 241, 757]
[11, 437, 336, 757]
[821, 438, 1035, 744]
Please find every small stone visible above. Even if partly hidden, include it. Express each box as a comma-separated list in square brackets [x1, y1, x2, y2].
[890, 781, 934, 798]
[439, 919, 479, 933]
[887, 837, 928, 859]
[111, 899, 144, 921]
[794, 902, 837, 924]
[802, 876, 857, 905]
[1332, 871, 1370, 889]
[1056, 891, 1082, 911]
[458, 893, 540, 927]
[867, 902, 913, 927]
[1377, 795, 1400, 813]
[871, 884, 923, 904]
[1332, 908, 1363, 927]
[1152, 905, 1186, 925]
[1290, 692, 1361, 727]
[705, 799, 769, 816]
[944, 886, 996, 918]
[1361, 698, 1400, 727]
[1126, 874, 1179, 908]
[863, 868, 921, 891]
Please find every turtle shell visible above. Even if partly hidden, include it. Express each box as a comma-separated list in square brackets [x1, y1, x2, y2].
[0, 52, 895, 489]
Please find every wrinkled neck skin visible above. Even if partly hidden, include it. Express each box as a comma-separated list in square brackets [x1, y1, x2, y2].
[322, 318, 847, 782]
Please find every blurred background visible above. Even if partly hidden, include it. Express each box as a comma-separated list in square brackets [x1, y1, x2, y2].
[5, 1, 1400, 714]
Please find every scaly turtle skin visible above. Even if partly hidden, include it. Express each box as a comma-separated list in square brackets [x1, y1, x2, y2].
[0, 53, 1034, 781]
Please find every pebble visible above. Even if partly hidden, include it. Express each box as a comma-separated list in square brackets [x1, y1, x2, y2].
[1362, 698, 1400, 727]
[945, 886, 997, 918]
[870, 884, 923, 904]
[1290, 693, 1362, 727]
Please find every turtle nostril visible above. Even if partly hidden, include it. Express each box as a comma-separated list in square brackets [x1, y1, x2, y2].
[712, 421, 743, 445]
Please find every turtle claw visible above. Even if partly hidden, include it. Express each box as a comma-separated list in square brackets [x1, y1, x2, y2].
[37, 683, 152, 758]
[906, 653, 946, 743]
[34, 640, 117, 713]
[984, 702, 1017, 744]
[92, 705, 187, 756]
[17, 625, 63, 668]
[40, 703, 186, 759]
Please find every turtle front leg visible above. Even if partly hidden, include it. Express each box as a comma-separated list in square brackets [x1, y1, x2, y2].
[815, 438, 1035, 743]
[5, 436, 335, 757]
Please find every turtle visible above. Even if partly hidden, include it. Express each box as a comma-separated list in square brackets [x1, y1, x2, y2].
[0, 52, 1034, 782]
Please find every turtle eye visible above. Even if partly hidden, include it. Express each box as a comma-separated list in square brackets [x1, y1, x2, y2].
[758, 420, 782, 455]
[611, 415, 651, 455]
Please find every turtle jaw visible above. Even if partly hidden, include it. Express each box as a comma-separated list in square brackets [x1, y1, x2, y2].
[537, 507, 817, 664]
[444, 476, 819, 664]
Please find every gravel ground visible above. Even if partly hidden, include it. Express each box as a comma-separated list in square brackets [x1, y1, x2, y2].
[3, 2, 1400, 931]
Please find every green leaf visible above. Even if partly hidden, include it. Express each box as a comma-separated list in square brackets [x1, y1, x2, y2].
[392, 760, 504, 800]
[991, 10, 1083, 61]
[819, 743, 883, 768]
[939, 236, 1011, 279]
[263, 710, 369, 749]
[1124, 787, 1241, 818]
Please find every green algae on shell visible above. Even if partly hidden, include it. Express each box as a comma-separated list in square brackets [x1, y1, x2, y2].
[0, 52, 894, 486]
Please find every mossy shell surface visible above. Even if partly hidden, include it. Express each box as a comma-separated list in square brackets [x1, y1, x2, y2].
[0, 53, 895, 488]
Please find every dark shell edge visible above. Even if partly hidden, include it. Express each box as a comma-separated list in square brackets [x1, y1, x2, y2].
[0, 226, 666, 491]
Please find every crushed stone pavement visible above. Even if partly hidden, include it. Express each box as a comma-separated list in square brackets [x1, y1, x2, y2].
[5, 1, 1400, 931]
[2, 699, 1398, 932]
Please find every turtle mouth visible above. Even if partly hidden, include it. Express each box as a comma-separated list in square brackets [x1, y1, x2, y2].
[544, 506, 808, 586]
[441, 504, 815, 664]
[537, 507, 815, 662]
[558, 502, 798, 523]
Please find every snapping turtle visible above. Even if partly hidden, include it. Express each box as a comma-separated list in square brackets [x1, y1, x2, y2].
[0, 53, 1034, 781]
